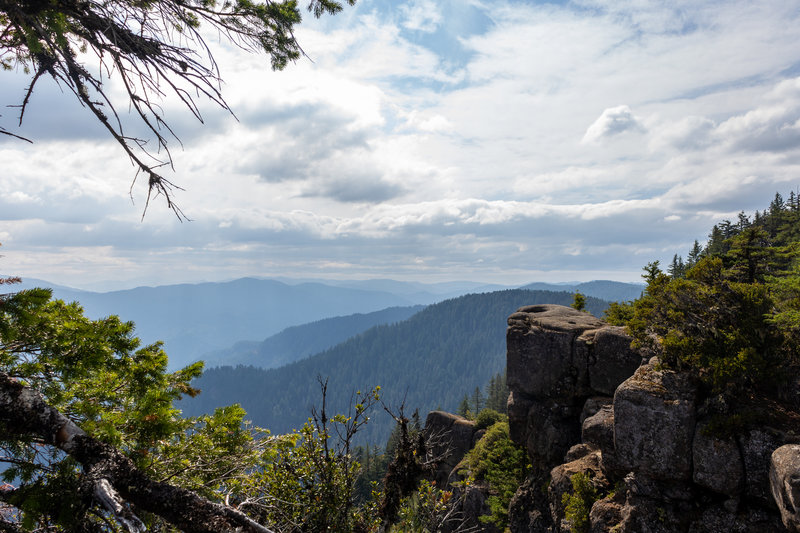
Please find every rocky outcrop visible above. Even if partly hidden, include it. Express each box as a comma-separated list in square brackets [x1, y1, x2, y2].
[506, 305, 642, 474]
[611, 358, 698, 482]
[505, 304, 797, 533]
[424, 410, 480, 488]
[506, 304, 643, 532]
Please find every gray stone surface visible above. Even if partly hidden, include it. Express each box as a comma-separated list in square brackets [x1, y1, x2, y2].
[582, 404, 614, 456]
[508, 474, 552, 533]
[692, 420, 744, 496]
[580, 396, 612, 426]
[507, 390, 533, 448]
[588, 326, 643, 396]
[507, 305, 604, 400]
[612, 360, 698, 482]
[739, 428, 782, 507]
[770, 444, 800, 532]
[522, 399, 582, 469]
[589, 496, 623, 533]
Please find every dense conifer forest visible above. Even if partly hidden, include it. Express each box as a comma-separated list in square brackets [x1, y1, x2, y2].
[609, 191, 800, 406]
[181, 289, 608, 444]
[202, 305, 425, 368]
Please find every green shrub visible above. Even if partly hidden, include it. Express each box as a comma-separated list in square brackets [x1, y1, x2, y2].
[561, 472, 599, 533]
[625, 256, 786, 394]
[462, 421, 529, 529]
[474, 408, 506, 430]
[392, 480, 453, 532]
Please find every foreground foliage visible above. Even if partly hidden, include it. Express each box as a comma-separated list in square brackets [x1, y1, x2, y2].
[561, 472, 599, 533]
[0, 281, 388, 531]
[461, 420, 530, 529]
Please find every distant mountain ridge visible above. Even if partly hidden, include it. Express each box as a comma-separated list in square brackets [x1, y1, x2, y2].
[520, 280, 643, 302]
[10, 277, 417, 369]
[181, 289, 610, 445]
[202, 305, 426, 369]
[7, 276, 640, 370]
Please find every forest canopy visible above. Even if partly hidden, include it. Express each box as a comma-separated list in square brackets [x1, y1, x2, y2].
[607, 192, 800, 405]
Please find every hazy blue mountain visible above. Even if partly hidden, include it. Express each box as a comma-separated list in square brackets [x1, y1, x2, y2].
[520, 280, 643, 303]
[181, 289, 609, 445]
[573, 280, 644, 302]
[9, 276, 630, 373]
[273, 278, 517, 304]
[9, 277, 417, 369]
[202, 305, 426, 369]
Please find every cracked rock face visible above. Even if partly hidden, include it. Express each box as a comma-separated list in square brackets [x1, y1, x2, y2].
[507, 305, 606, 401]
[613, 359, 698, 482]
[506, 305, 641, 472]
[692, 419, 744, 496]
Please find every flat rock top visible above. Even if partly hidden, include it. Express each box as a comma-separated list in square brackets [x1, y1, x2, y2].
[425, 410, 474, 429]
[509, 304, 606, 333]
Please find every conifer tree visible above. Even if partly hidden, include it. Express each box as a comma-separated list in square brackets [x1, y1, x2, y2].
[471, 386, 485, 415]
[457, 395, 471, 418]
[687, 240, 703, 267]
[571, 291, 587, 312]
[668, 254, 685, 279]
[485, 371, 509, 414]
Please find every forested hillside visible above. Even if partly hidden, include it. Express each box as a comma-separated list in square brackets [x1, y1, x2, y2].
[202, 305, 425, 368]
[182, 289, 608, 444]
[10, 278, 419, 370]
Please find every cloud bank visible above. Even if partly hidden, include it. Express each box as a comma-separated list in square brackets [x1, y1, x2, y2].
[3, 0, 800, 289]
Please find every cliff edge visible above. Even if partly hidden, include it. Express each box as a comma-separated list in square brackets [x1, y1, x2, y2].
[504, 304, 800, 533]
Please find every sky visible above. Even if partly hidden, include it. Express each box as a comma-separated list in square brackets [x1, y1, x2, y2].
[3, 0, 800, 290]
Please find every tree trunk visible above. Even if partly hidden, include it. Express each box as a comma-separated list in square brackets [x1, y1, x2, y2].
[0, 372, 274, 533]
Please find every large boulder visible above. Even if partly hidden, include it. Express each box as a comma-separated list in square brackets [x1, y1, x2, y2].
[770, 444, 800, 532]
[582, 403, 614, 455]
[612, 359, 698, 482]
[507, 305, 605, 401]
[692, 420, 744, 497]
[506, 305, 642, 474]
[424, 411, 478, 488]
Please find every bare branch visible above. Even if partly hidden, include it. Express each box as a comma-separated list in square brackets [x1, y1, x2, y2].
[0, 0, 349, 217]
[0, 372, 276, 533]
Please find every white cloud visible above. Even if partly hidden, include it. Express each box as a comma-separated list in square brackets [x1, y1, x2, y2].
[649, 116, 716, 152]
[715, 80, 800, 153]
[400, 0, 442, 32]
[6, 0, 800, 287]
[582, 105, 646, 144]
